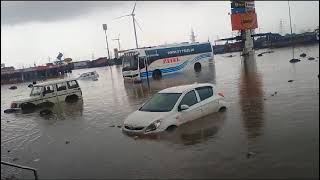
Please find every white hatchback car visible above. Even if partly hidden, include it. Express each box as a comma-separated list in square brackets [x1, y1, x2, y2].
[122, 83, 227, 134]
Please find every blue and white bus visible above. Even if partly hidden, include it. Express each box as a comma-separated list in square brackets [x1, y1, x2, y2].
[122, 42, 214, 81]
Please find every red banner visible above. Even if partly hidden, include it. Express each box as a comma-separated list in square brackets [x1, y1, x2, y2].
[231, 12, 258, 31]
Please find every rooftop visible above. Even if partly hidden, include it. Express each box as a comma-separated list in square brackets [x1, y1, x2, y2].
[35, 78, 78, 86]
[159, 83, 214, 93]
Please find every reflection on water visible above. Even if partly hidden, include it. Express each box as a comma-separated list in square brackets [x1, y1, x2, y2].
[239, 54, 264, 140]
[123, 111, 226, 146]
[166, 112, 226, 145]
[46, 100, 84, 120]
[17, 100, 84, 121]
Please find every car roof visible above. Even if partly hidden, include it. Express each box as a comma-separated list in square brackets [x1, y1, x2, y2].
[35, 78, 78, 86]
[158, 83, 215, 94]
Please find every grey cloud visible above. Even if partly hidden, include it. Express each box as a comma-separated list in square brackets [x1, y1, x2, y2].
[1, 1, 127, 26]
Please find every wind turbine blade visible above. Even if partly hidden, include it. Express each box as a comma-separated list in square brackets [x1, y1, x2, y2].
[113, 14, 131, 20]
[132, 2, 136, 14]
[134, 17, 143, 32]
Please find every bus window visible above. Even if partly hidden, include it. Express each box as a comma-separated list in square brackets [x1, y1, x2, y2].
[139, 57, 145, 69]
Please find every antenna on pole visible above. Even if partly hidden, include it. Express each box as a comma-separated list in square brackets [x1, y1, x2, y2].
[279, 19, 284, 35]
[190, 28, 196, 43]
[112, 34, 121, 50]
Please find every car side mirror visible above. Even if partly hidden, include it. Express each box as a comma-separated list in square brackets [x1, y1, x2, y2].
[180, 104, 190, 111]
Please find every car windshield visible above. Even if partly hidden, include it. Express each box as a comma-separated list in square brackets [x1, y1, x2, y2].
[30, 86, 43, 96]
[139, 93, 182, 112]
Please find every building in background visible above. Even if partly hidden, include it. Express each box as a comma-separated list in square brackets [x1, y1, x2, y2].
[72, 60, 90, 69]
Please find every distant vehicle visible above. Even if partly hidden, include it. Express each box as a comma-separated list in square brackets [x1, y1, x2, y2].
[122, 42, 214, 81]
[122, 83, 226, 134]
[78, 71, 99, 80]
[9, 78, 82, 111]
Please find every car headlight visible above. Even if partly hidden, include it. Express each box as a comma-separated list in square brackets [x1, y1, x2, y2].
[10, 103, 17, 108]
[145, 119, 161, 133]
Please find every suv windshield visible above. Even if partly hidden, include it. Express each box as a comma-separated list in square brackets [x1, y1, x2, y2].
[139, 93, 182, 112]
[30, 86, 43, 96]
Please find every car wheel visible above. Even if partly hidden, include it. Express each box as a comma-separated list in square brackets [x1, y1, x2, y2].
[166, 125, 177, 132]
[65, 95, 79, 103]
[152, 69, 162, 80]
[21, 103, 36, 114]
[194, 62, 201, 72]
[218, 106, 227, 112]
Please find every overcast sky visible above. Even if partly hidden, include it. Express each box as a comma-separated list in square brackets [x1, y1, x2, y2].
[1, 1, 319, 68]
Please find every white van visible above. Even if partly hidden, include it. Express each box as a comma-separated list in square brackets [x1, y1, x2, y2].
[10, 78, 82, 111]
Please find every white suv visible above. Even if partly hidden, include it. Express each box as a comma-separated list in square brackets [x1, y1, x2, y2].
[122, 83, 227, 134]
[10, 78, 82, 111]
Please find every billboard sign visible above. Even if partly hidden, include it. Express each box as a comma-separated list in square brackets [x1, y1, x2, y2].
[245, 1, 255, 11]
[231, 12, 258, 31]
[231, 1, 245, 8]
[57, 52, 63, 61]
[245, 1, 255, 8]
[231, 7, 246, 14]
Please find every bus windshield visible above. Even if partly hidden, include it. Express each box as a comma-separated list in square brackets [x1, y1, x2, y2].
[122, 55, 138, 71]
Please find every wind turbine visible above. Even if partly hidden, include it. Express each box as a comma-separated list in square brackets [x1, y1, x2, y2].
[112, 33, 121, 50]
[114, 2, 142, 49]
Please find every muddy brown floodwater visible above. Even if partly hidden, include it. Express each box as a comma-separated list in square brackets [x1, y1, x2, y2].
[1, 45, 319, 179]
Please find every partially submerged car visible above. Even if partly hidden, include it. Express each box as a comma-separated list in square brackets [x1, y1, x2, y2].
[122, 83, 227, 134]
[78, 71, 99, 81]
[10, 78, 82, 111]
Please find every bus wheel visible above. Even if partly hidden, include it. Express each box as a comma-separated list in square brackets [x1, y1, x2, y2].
[194, 62, 202, 72]
[152, 69, 162, 80]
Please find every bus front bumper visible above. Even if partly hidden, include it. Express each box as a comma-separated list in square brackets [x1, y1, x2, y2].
[123, 74, 141, 83]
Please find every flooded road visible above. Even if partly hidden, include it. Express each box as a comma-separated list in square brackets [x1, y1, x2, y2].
[1, 45, 319, 179]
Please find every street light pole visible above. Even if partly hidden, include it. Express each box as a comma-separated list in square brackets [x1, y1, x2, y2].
[102, 24, 111, 60]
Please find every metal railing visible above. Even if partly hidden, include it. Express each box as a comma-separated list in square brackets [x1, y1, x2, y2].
[1, 161, 38, 180]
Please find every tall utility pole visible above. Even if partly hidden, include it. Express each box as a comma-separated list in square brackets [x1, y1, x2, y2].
[112, 34, 121, 50]
[279, 19, 284, 35]
[91, 53, 95, 61]
[190, 28, 196, 43]
[288, 0, 294, 59]
[102, 24, 111, 59]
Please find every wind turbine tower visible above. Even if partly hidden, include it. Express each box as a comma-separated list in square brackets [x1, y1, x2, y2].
[114, 2, 142, 49]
